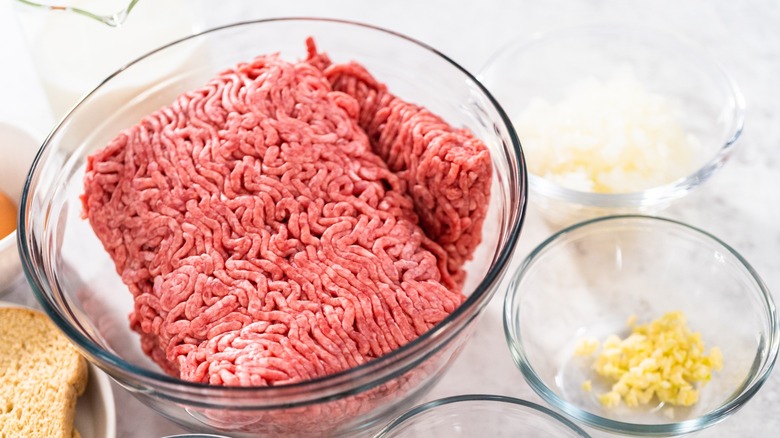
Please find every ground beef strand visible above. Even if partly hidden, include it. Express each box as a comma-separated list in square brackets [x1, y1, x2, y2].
[82, 40, 490, 386]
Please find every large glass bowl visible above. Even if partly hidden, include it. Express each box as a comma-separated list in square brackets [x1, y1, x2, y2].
[18, 18, 526, 437]
[374, 394, 591, 437]
[504, 215, 778, 436]
[479, 25, 745, 229]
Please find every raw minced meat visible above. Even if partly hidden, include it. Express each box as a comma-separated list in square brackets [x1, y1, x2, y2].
[81, 39, 491, 386]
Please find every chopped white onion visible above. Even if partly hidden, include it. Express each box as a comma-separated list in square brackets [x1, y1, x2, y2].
[515, 69, 702, 193]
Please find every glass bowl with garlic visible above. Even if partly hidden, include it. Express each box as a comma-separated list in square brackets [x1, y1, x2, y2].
[503, 215, 778, 436]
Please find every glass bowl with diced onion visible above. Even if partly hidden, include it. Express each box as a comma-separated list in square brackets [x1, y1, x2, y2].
[503, 215, 778, 436]
[18, 18, 527, 438]
[479, 25, 745, 229]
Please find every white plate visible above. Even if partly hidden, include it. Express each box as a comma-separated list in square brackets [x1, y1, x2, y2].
[76, 362, 117, 438]
[1, 302, 116, 438]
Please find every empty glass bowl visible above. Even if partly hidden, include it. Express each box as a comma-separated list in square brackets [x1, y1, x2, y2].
[18, 18, 526, 438]
[479, 25, 745, 229]
[374, 394, 591, 437]
[504, 215, 778, 436]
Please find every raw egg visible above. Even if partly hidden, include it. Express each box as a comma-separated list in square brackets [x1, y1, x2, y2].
[0, 190, 16, 240]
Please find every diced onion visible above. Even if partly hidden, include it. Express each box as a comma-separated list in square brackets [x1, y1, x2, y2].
[515, 69, 702, 193]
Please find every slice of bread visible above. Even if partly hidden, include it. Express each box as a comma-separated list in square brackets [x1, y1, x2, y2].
[0, 307, 88, 438]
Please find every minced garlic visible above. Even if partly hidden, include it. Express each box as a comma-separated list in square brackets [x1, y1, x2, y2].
[582, 379, 593, 392]
[574, 337, 599, 356]
[575, 311, 723, 408]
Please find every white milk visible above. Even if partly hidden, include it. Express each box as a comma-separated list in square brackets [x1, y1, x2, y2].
[14, 0, 201, 119]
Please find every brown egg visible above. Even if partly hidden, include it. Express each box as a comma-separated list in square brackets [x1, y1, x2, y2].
[0, 190, 16, 240]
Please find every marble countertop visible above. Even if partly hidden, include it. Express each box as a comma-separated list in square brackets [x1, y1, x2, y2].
[1, 0, 778, 436]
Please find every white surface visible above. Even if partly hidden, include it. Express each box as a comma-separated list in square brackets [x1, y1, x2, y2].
[1, 0, 778, 436]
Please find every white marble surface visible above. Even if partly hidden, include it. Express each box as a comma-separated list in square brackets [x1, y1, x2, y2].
[1, 0, 779, 436]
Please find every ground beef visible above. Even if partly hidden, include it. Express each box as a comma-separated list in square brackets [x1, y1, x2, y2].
[82, 39, 491, 386]
[318, 51, 491, 286]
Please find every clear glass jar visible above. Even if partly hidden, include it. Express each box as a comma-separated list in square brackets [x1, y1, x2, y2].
[13, 0, 202, 118]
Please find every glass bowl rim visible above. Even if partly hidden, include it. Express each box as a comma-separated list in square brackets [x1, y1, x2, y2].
[503, 214, 779, 435]
[18, 17, 527, 399]
[478, 23, 746, 208]
[374, 393, 592, 437]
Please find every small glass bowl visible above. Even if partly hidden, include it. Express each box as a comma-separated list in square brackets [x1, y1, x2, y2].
[374, 394, 591, 437]
[479, 25, 745, 229]
[503, 215, 778, 436]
